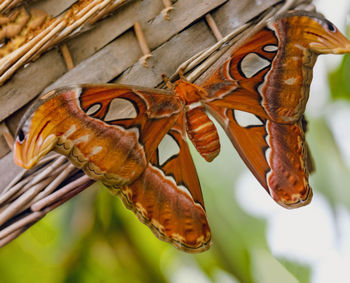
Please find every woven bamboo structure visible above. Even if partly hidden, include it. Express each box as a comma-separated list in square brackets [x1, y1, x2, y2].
[0, 0, 315, 247]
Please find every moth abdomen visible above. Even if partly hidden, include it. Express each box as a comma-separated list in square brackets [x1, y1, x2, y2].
[185, 106, 220, 162]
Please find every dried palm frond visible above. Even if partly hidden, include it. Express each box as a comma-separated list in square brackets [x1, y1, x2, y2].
[0, 0, 38, 14]
[0, 0, 130, 85]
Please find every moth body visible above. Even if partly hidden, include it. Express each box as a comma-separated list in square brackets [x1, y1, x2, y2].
[185, 106, 220, 162]
[174, 80, 221, 162]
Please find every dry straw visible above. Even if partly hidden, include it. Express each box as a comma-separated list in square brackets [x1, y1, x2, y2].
[0, 0, 130, 85]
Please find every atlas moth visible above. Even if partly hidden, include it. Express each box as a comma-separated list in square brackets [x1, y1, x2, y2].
[14, 11, 350, 252]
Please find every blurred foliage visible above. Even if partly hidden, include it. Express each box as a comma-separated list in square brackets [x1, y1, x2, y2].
[308, 118, 350, 210]
[329, 54, 350, 101]
[277, 258, 311, 283]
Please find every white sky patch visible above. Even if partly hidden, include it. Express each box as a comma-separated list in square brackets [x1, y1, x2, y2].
[312, 205, 350, 283]
[236, 169, 350, 283]
[266, 195, 335, 263]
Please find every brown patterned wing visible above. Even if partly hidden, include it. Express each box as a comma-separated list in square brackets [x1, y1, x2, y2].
[110, 113, 211, 252]
[206, 104, 313, 209]
[201, 27, 313, 207]
[203, 12, 350, 124]
[14, 84, 182, 187]
[201, 28, 276, 120]
[14, 84, 210, 252]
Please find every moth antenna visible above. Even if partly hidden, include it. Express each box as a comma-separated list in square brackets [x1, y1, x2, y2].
[178, 69, 187, 81]
[162, 74, 175, 89]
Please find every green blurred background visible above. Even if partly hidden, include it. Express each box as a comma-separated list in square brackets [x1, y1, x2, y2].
[1, 2, 350, 283]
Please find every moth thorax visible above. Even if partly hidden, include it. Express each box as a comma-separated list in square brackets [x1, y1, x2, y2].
[185, 106, 220, 162]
